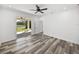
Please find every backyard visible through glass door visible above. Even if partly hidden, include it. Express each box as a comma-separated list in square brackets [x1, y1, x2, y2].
[16, 16, 31, 34]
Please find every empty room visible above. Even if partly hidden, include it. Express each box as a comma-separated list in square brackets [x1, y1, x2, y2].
[0, 4, 79, 54]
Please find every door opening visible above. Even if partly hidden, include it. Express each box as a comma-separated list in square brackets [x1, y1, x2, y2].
[16, 16, 32, 34]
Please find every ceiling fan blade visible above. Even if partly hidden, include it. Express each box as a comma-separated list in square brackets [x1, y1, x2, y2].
[41, 8, 48, 11]
[40, 11, 44, 13]
[30, 9, 36, 11]
[36, 5, 40, 9]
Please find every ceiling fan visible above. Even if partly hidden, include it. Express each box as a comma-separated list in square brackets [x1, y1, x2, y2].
[30, 5, 48, 14]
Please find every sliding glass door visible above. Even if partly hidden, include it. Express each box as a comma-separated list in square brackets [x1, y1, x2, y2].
[16, 17, 31, 33]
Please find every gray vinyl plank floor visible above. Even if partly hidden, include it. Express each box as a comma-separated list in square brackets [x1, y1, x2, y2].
[0, 32, 79, 54]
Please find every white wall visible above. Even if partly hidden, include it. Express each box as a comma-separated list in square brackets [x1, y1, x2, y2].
[0, 5, 42, 44]
[41, 8, 79, 44]
[0, 6, 16, 44]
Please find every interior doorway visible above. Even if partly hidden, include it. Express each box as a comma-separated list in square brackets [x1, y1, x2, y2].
[16, 16, 32, 34]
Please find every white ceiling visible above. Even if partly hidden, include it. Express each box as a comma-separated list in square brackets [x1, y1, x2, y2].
[3, 4, 79, 16]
